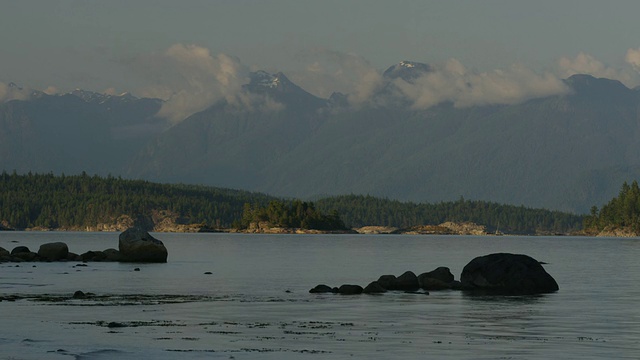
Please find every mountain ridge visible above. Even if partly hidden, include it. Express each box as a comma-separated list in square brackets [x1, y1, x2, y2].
[1, 67, 639, 213]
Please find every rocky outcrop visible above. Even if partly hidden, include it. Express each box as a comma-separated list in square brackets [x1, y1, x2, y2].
[460, 253, 559, 295]
[439, 222, 487, 235]
[310, 254, 558, 297]
[118, 227, 168, 263]
[38, 242, 69, 261]
[0, 229, 167, 264]
[354, 226, 400, 234]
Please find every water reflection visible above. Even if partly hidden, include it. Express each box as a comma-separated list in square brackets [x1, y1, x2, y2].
[461, 292, 549, 304]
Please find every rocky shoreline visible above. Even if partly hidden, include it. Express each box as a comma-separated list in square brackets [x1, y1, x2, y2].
[310, 253, 560, 296]
[0, 228, 168, 263]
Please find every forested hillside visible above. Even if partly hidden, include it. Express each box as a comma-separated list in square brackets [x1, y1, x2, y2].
[583, 180, 640, 235]
[0, 172, 274, 230]
[0, 172, 583, 233]
[315, 195, 583, 234]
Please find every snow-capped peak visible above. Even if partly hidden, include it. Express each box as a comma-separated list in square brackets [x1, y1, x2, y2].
[383, 61, 432, 82]
[69, 89, 138, 104]
[250, 70, 281, 89]
[399, 60, 415, 68]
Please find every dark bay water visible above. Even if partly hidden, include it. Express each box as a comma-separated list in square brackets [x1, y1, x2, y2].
[1, 232, 639, 359]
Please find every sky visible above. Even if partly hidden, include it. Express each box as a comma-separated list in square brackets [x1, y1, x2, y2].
[2, 0, 640, 119]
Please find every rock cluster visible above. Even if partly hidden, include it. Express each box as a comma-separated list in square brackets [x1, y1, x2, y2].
[309, 253, 558, 296]
[0, 228, 167, 263]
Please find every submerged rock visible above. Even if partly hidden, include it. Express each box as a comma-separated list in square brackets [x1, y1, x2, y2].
[460, 253, 559, 295]
[118, 227, 168, 263]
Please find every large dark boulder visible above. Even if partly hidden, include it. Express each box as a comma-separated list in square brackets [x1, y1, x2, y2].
[460, 253, 559, 295]
[118, 228, 168, 263]
[38, 242, 69, 261]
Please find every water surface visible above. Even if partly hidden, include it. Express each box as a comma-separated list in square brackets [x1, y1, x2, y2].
[1, 232, 639, 359]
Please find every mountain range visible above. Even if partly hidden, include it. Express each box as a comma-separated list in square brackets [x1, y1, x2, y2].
[2, 61, 640, 214]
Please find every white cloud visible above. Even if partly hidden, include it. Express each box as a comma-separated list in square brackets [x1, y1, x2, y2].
[43, 86, 60, 95]
[625, 47, 640, 72]
[135, 44, 252, 123]
[0, 82, 31, 102]
[395, 59, 569, 109]
[557, 52, 640, 88]
[288, 49, 383, 106]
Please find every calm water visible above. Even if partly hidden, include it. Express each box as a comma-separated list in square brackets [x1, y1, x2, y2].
[1, 232, 639, 359]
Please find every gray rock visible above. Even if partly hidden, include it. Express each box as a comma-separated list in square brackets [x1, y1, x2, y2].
[418, 277, 452, 290]
[419, 267, 454, 283]
[460, 253, 559, 295]
[337, 284, 363, 295]
[67, 252, 82, 261]
[38, 242, 69, 261]
[363, 281, 387, 294]
[81, 250, 106, 262]
[102, 248, 122, 262]
[11, 246, 30, 255]
[0, 246, 10, 261]
[394, 271, 420, 291]
[418, 267, 455, 290]
[376, 275, 397, 290]
[118, 228, 168, 263]
[309, 284, 336, 293]
[12, 251, 38, 261]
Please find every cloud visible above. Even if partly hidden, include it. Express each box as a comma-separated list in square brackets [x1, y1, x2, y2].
[290, 49, 570, 110]
[0, 82, 31, 102]
[625, 47, 640, 72]
[558, 52, 640, 88]
[394, 59, 569, 109]
[288, 49, 384, 106]
[43, 86, 60, 95]
[135, 44, 251, 123]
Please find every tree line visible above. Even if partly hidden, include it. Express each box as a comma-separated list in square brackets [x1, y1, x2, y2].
[0, 172, 584, 233]
[0, 171, 274, 230]
[583, 180, 640, 233]
[315, 195, 583, 234]
[236, 200, 347, 231]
